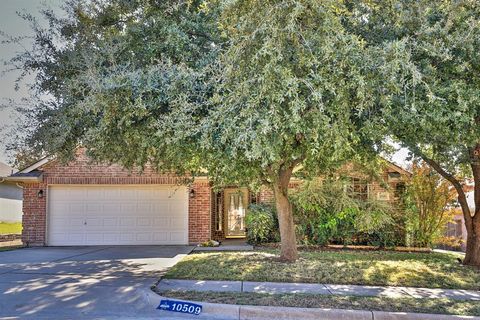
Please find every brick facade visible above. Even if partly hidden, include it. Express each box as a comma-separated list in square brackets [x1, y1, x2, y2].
[21, 150, 211, 246]
[22, 183, 47, 246]
[20, 149, 408, 246]
[188, 181, 211, 243]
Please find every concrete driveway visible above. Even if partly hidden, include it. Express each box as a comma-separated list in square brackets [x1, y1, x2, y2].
[0, 245, 193, 319]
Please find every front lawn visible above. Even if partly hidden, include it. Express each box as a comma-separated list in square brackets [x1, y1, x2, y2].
[162, 291, 480, 317]
[165, 249, 480, 290]
[0, 222, 22, 234]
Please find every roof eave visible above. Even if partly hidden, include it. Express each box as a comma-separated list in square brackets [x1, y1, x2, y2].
[2, 175, 43, 183]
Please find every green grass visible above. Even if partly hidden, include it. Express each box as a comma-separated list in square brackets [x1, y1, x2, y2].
[161, 290, 480, 316]
[0, 245, 23, 252]
[165, 249, 480, 290]
[0, 222, 22, 234]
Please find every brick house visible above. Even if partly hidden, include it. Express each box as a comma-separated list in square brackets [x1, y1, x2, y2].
[4, 149, 409, 246]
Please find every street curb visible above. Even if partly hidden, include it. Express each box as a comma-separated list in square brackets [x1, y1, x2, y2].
[142, 289, 480, 320]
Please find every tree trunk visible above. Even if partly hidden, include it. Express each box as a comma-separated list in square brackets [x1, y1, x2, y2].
[271, 166, 298, 262]
[464, 228, 480, 266]
[464, 159, 480, 266]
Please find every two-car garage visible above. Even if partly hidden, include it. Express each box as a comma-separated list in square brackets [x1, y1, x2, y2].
[47, 185, 189, 246]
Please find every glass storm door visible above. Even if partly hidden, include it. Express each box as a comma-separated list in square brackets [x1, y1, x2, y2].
[224, 188, 248, 238]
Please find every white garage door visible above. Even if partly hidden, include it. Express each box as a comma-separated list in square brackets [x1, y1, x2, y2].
[48, 185, 188, 246]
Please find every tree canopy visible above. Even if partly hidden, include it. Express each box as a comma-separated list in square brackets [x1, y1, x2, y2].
[348, 0, 480, 264]
[204, 0, 382, 187]
[5, 0, 384, 261]
[9, 0, 480, 263]
[6, 0, 221, 173]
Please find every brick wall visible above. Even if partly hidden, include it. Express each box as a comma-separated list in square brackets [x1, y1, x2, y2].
[188, 181, 211, 243]
[21, 149, 211, 246]
[42, 150, 185, 185]
[22, 183, 47, 246]
[0, 234, 22, 242]
[258, 181, 301, 204]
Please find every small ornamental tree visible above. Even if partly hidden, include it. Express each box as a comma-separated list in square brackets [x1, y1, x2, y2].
[404, 162, 457, 248]
[346, 0, 480, 265]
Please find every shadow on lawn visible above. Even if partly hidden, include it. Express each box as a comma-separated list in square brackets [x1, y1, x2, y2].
[167, 250, 480, 290]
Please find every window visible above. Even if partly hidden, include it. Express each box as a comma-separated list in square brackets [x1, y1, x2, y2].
[348, 178, 369, 200]
[376, 192, 390, 201]
[212, 192, 223, 231]
[394, 182, 406, 199]
[388, 172, 401, 179]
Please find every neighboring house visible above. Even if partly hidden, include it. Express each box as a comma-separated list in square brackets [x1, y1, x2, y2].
[4, 149, 410, 246]
[443, 182, 473, 252]
[0, 162, 23, 222]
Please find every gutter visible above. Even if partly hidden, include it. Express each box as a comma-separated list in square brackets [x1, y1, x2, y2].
[2, 175, 43, 183]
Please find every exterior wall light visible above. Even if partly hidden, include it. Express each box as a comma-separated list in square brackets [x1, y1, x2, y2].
[37, 190, 44, 198]
[189, 189, 195, 198]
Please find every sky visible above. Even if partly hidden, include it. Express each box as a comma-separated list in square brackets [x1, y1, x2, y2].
[0, 0, 411, 169]
[0, 0, 62, 166]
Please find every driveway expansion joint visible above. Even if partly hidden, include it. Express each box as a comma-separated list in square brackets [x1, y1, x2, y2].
[51, 246, 112, 262]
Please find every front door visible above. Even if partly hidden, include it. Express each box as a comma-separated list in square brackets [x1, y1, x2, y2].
[224, 188, 248, 238]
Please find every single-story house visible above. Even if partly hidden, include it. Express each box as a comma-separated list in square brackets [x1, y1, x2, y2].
[0, 162, 23, 223]
[4, 149, 409, 247]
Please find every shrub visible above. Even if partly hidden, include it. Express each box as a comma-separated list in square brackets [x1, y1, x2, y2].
[245, 204, 279, 245]
[291, 178, 399, 247]
[434, 236, 465, 251]
[403, 162, 458, 247]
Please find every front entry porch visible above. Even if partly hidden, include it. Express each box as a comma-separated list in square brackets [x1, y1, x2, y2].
[211, 187, 258, 241]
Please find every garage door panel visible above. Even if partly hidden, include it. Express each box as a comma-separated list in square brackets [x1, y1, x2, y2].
[170, 203, 186, 214]
[153, 203, 169, 212]
[86, 218, 103, 227]
[136, 217, 152, 226]
[170, 232, 186, 242]
[69, 218, 85, 227]
[153, 217, 169, 227]
[101, 203, 122, 215]
[86, 203, 102, 213]
[49, 217, 68, 228]
[153, 233, 168, 241]
[86, 188, 105, 200]
[170, 217, 185, 228]
[136, 233, 152, 241]
[102, 218, 118, 227]
[137, 203, 152, 214]
[119, 217, 135, 226]
[50, 232, 85, 245]
[48, 185, 188, 245]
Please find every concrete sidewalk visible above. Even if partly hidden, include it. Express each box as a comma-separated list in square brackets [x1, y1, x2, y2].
[143, 290, 480, 320]
[157, 279, 480, 301]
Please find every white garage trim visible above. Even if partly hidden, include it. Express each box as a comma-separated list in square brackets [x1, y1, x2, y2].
[47, 185, 189, 246]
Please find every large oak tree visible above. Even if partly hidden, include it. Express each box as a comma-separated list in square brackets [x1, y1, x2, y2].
[7, 0, 381, 261]
[347, 0, 480, 265]
[204, 0, 381, 261]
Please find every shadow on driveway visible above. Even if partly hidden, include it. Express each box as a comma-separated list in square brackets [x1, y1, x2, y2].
[0, 245, 193, 318]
